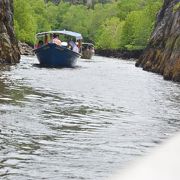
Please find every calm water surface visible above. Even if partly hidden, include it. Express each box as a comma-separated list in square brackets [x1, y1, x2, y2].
[0, 55, 180, 180]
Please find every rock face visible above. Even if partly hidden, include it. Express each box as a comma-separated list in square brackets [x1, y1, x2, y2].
[18, 42, 34, 56]
[136, 0, 180, 82]
[0, 0, 20, 64]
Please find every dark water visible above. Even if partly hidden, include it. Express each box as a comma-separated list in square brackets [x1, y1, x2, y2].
[0, 55, 180, 180]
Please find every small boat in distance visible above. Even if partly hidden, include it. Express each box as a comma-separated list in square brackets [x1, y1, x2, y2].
[81, 43, 95, 59]
[34, 30, 83, 67]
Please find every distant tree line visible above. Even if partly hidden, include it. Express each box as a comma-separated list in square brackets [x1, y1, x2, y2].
[14, 0, 162, 50]
[45, 0, 111, 7]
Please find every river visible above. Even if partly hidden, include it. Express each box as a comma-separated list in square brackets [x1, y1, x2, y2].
[0, 55, 180, 180]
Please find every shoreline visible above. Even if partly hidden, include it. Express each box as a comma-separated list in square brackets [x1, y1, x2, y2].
[19, 42, 144, 60]
[95, 49, 143, 60]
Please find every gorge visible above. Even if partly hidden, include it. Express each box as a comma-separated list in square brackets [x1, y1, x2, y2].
[0, 0, 179, 83]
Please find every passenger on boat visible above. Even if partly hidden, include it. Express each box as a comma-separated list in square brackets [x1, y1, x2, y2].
[53, 34, 61, 46]
[68, 40, 79, 53]
[36, 40, 43, 48]
[49, 34, 53, 43]
[77, 39, 82, 53]
[44, 34, 48, 44]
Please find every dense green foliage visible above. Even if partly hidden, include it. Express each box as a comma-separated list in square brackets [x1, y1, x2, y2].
[173, 2, 180, 12]
[14, 0, 162, 50]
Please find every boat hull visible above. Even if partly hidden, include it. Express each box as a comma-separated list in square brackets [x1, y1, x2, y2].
[34, 43, 80, 67]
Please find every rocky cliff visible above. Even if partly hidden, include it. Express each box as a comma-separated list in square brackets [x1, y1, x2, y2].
[0, 0, 20, 64]
[136, 0, 180, 82]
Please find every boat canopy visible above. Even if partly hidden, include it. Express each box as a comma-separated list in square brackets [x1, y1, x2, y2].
[82, 43, 94, 46]
[36, 30, 83, 40]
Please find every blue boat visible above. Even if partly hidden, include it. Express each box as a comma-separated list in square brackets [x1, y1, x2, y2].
[34, 30, 83, 67]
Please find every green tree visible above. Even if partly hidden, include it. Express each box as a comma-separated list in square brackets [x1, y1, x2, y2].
[54, 2, 71, 30]
[61, 5, 93, 40]
[120, 0, 162, 50]
[89, 2, 118, 41]
[95, 17, 124, 49]
[14, 0, 37, 44]
[28, 0, 52, 32]
[29, 0, 58, 31]
[117, 0, 145, 20]
[13, 0, 163, 50]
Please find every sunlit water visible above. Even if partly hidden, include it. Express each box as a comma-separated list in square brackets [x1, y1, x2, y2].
[0, 55, 180, 180]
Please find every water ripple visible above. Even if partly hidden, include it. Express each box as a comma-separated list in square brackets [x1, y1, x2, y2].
[0, 56, 180, 180]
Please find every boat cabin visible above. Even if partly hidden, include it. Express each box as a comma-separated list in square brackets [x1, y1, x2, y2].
[34, 30, 83, 53]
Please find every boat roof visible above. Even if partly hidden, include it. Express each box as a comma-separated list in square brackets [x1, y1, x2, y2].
[82, 42, 94, 46]
[36, 30, 83, 40]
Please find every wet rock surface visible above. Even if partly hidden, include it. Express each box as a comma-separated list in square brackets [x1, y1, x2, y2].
[18, 42, 34, 56]
[0, 0, 20, 64]
[136, 0, 180, 82]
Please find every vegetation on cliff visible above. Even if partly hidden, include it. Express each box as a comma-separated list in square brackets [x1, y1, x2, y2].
[14, 0, 162, 51]
[136, 0, 180, 82]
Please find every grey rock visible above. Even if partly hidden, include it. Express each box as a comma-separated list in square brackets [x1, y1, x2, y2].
[0, 0, 20, 64]
[136, 0, 180, 82]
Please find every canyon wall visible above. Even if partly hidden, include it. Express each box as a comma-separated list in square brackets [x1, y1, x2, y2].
[0, 0, 20, 64]
[136, 0, 180, 82]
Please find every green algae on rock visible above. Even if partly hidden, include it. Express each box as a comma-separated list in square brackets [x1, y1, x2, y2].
[136, 0, 180, 82]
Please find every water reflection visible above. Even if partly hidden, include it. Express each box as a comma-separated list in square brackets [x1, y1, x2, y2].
[0, 56, 180, 180]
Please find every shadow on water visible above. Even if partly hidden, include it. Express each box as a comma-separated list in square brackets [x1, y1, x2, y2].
[81, 59, 103, 63]
[32, 63, 82, 69]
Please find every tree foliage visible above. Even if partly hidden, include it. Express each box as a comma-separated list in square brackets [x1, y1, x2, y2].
[95, 17, 124, 49]
[14, 0, 37, 43]
[14, 0, 163, 49]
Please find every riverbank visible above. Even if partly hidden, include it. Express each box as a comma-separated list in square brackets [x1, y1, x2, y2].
[18, 42, 34, 56]
[18, 43, 143, 60]
[95, 49, 143, 59]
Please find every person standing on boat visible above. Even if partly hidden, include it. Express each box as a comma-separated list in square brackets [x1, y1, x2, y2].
[48, 34, 53, 43]
[68, 40, 79, 53]
[36, 40, 43, 48]
[44, 34, 48, 44]
[53, 34, 61, 46]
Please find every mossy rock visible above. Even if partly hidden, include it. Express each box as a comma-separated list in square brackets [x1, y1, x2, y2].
[173, 2, 180, 12]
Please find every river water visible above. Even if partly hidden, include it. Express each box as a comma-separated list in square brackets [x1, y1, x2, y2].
[0, 55, 180, 180]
